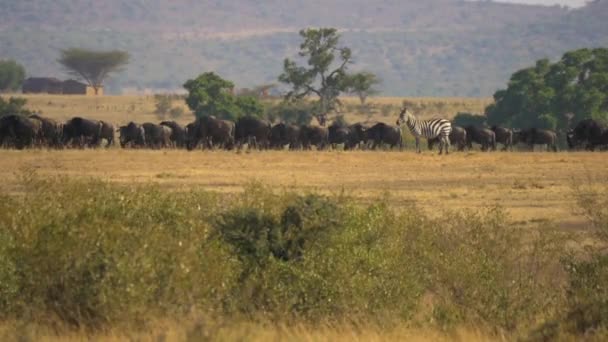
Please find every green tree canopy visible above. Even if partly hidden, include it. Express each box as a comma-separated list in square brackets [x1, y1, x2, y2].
[0, 96, 32, 117]
[486, 48, 608, 130]
[278, 27, 378, 122]
[58, 48, 129, 94]
[0, 60, 25, 92]
[343, 71, 381, 104]
[183, 72, 263, 120]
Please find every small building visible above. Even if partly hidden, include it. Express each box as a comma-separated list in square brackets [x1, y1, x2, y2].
[22, 77, 63, 94]
[62, 79, 103, 96]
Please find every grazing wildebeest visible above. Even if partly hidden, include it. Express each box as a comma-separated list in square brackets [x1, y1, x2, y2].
[160, 121, 186, 148]
[62, 117, 104, 148]
[29, 114, 63, 148]
[465, 125, 496, 151]
[235, 116, 271, 150]
[491, 126, 514, 151]
[118, 122, 146, 148]
[186, 116, 235, 150]
[0, 114, 41, 149]
[328, 122, 350, 149]
[142, 123, 172, 149]
[299, 125, 329, 150]
[269, 122, 301, 150]
[428, 125, 467, 151]
[567, 118, 607, 151]
[518, 128, 558, 152]
[396, 107, 451, 154]
[364, 122, 402, 150]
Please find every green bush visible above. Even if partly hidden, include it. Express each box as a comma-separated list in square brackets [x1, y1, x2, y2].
[0, 175, 567, 333]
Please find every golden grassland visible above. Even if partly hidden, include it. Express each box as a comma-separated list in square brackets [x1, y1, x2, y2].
[1, 149, 603, 227]
[6, 93, 492, 126]
[0, 320, 500, 342]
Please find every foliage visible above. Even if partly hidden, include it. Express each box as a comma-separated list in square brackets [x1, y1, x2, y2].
[57, 48, 129, 93]
[0, 175, 567, 333]
[343, 71, 381, 104]
[278, 28, 354, 117]
[0, 60, 25, 92]
[265, 99, 317, 125]
[452, 112, 487, 127]
[183, 72, 264, 120]
[486, 48, 608, 130]
[0, 96, 32, 117]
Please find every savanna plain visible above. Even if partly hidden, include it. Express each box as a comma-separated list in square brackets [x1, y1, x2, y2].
[1, 95, 607, 341]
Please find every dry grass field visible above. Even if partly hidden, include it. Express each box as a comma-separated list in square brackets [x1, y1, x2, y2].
[1, 149, 603, 227]
[9, 93, 492, 126]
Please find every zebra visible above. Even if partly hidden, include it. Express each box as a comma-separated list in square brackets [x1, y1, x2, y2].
[396, 107, 452, 154]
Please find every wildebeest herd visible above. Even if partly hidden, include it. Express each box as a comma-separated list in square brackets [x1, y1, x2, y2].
[0, 110, 602, 152]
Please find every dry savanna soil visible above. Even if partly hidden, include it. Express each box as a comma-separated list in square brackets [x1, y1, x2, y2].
[1, 149, 603, 230]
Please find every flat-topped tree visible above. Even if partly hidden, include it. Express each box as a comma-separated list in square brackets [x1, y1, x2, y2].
[58, 48, 129, 95]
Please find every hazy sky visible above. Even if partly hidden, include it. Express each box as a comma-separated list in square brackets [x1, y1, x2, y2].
[482, 0, 589, 6]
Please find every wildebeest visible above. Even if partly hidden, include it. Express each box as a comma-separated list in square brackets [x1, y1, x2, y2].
[465, 125, 496, 151]
[328, 122, 350, 149]
[364, 122, 402, 150]
[345, 123, 368, 150]
[99, 120, 115, 147]
[0, 114, 41, 149]
[142, 123, 172, 149]
[269, 122, 301, 150]
[567, 118, 607, 151]
[118, 122, 145, 148]
[235, 116, 271, 150]
[186, 116, 235, 150]
[491, 126, 514, 151]
[29, 114, 63, 148]
[62, 117, 104, 148]
[299, 125, 329, 150]
[518, 128, 558, 152]
[428, 125, 467, 151]
[160, 121, 186, 148]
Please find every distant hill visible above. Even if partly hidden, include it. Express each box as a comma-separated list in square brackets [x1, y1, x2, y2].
[0, 0, 607, 96]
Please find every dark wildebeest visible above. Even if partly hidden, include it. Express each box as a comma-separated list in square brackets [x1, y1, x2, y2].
[186, 116, 235, 150]
[364, 122, 402, 150]
[118, 122, 146, 148]
[62, 117, 104, 148]
[269, 123, 301, 150]
[160, 121, 186, 148]
[0, 114, 42, 149]
[99, 120, 114, 147]
[567, 118, 607, 151]
[465, 125, 496, 151]
[142, 123, 172, 149]
[29, 114, 63, 148]
[518, 128, 558, 152]
[235, 116, 271, 150]
[328, 122, 350, 149]
[345, 123, 368, 150]
[299, 125, 329, 150]
[491, 126, 514, 151]
[428, 126, 467, 151]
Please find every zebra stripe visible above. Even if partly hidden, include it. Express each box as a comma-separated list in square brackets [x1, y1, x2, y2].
[397, 108, 452, 154]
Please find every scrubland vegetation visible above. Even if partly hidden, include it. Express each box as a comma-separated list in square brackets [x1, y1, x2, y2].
[0, 168, 607, 340]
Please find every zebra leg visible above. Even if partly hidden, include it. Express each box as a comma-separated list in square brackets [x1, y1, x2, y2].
[415, 137, 421, 153]
[444, 136, 450, 154]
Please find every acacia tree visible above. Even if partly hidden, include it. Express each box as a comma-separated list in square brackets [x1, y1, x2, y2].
[0, 60, 26, 92]
[58, 48, 130, 95]
[344, 71, 381, 105]
[279, 28, 378, 123]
